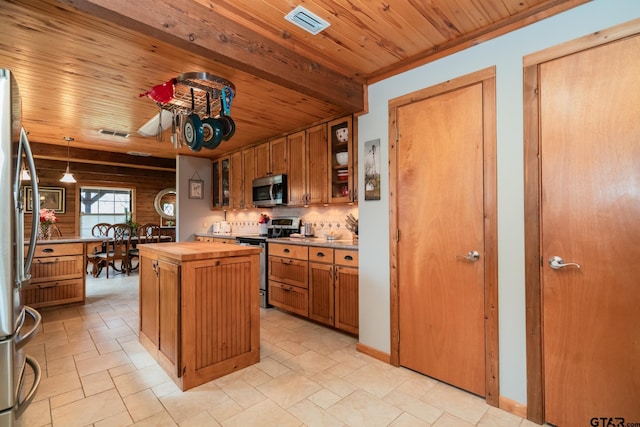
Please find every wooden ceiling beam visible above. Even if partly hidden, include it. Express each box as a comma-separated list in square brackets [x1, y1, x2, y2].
[57, 0, 365, 113]
[30, 142, 176, 171]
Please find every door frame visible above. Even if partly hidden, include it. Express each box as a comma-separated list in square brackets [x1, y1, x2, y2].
[523, 19, 640, 424]
[389, 67, 499, 407]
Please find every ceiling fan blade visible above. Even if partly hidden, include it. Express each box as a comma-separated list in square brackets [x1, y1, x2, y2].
[138, 109, 174, 137]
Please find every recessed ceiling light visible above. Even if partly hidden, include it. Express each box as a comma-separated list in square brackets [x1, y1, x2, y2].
[285, 6, 330, 35]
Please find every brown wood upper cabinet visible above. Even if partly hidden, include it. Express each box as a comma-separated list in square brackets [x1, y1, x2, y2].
[211, 156, 230, 209]
[229, 151, 243, 210]
[327, 116, 356, 204]
[288, 125, 328, 206]
[242, 146, 256, 209]
[255, 137, 287, 178]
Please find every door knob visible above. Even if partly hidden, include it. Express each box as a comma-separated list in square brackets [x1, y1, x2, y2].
[548, 256, 581, 270]
[456, 250, 480, 262]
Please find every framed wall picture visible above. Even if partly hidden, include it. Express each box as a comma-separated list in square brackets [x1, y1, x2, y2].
[364, 139, 381, 201]
[189, 179, 204, 199]
[24, 186, 66, 213]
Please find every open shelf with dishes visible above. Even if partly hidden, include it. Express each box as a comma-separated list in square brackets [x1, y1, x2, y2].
[328, 116, 356, 203]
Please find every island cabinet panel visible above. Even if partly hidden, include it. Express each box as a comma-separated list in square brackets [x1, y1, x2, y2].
[158, 259, 180, 375]
[139, 242, 261, 391]
[139, 256, 159, 347]
[191, 260, 252, 368]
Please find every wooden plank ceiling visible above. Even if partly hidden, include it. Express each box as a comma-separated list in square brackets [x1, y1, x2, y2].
[0, 0, 587, 163]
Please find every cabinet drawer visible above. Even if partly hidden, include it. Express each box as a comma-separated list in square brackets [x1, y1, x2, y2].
[335, 249, 358, 267]
[268, 281, 308, 317]
[31, 242, 84, 257]
[269, 243, 308, 260]
[268, 256, 308, 289]
[30, 255, 84, 283]
[308, 247, 334, 264]
[21, 278, 84, 308]
[24, 242, 84, 258]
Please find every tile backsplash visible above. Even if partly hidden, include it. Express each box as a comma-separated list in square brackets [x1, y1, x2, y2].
[221, 205, 358, 237]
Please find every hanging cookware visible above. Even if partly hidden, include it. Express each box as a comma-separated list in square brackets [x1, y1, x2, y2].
[183, 88, 204, 151]
[217, 86, 236, 141]
[202, 91, 224, 149]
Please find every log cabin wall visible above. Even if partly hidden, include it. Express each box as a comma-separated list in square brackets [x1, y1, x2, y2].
[24, 154, 175, 238]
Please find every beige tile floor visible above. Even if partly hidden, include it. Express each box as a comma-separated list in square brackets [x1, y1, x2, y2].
[22, 272, 537, 427]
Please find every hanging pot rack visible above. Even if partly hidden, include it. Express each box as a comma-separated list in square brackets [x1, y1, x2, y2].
[143, 71, 236, 117]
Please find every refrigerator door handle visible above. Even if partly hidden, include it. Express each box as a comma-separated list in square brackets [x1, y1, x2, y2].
[14, 355, 42, 418]
[15, 306, 42, 351]
[20, 127, 39, 278]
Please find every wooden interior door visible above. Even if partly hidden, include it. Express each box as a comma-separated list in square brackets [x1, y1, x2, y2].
[538, 35, 640, 426]
[396, 81, 486, 396]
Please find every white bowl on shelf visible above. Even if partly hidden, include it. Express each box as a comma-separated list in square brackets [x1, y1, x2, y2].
[336, 152, 348, 165]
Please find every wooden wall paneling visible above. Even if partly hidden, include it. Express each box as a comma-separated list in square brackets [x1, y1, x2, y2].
[24, 157, 175, 236]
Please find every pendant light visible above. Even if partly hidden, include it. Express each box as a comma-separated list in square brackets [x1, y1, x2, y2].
[20, 162, 31, 181]
[60, 137, 77, 183]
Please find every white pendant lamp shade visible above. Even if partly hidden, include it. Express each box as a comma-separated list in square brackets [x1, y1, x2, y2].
[60, 137, 77, 183]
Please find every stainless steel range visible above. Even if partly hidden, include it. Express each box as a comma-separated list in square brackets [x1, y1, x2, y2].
[267, 216, 300, 238]
[236, 236, 269, 308]
[1, 68, 43, 426]
[235, 217, 300, 308]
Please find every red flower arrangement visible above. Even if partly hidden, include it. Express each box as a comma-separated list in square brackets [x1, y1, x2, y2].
[258, 214, 270, 224]
[38, 208, 58, 239]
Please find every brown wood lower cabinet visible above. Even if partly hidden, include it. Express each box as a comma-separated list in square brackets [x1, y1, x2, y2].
[21, 241, 86, 308]
[139, 242, 261, 391]
[268, 243, 309, 316]
[269, 243, 359, 335]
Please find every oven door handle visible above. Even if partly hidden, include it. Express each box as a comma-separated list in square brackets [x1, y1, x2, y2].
[15, 355, 42, 418]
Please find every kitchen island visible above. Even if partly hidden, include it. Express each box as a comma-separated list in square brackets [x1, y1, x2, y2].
[138, 242, 262, 391]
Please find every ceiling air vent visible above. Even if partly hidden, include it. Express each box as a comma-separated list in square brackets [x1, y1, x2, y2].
[99, 128, 130, 138]
[284, 6, 330, 35]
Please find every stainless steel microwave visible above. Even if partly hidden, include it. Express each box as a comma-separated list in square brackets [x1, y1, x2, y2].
[252, 174, 287, 207]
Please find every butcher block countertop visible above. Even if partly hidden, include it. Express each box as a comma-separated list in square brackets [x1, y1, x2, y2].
[138, 241, 261, 263]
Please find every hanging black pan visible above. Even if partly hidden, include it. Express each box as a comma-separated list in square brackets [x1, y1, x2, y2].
[183, 88, 204, 151]
[217, 86, 236, 141]
[202, 91, 224, 149]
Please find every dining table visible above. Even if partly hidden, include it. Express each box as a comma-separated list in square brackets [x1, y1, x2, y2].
[88, 234, 172, 278]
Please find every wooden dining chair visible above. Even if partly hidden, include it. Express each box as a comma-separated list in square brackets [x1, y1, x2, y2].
[95, 223, 132, 278]
[86, 222, 112, 277]
[91, 223, 111, 237]
[128, 223, 161, 271]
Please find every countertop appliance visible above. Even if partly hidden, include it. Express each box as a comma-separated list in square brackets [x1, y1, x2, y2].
[267, 216, 301, 238]
[252, 174, 287, 207]
[1, 68, 43, 427]
[235, 236, 270, 308]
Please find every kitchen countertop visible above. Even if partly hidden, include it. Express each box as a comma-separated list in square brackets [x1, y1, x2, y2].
[139, 241, 261, 262]
[267, 237, 358, 250]
[195, 232, 263, 239]
[195, 232, 358, 249]
[25, 236, 105, 245]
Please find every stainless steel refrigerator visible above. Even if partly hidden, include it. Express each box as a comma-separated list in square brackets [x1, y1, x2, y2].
[0, 68, 42, 426]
